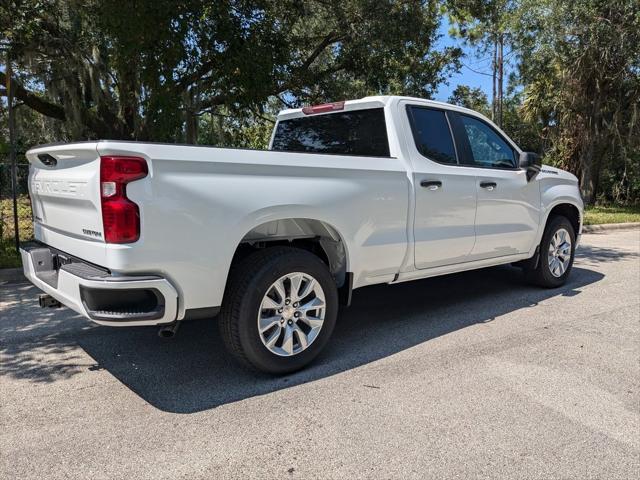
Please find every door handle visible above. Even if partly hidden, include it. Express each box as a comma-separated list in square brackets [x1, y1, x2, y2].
[480, 181, 497, 191]
[420, 180, 442, 190]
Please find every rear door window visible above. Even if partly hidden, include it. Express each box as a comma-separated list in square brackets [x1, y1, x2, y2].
[406, 106, 457, 164]
[271, 108, 390, 157]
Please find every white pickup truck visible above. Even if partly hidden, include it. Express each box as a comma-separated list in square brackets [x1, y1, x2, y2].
[21, 95, 583, 373]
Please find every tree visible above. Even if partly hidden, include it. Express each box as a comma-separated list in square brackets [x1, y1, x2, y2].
[447, 84, 490, 116]
[517, 0, 640, 203]
[499, 87, 544, 153]
[445, 0, 518, 127]
[1, 0, 462, 143]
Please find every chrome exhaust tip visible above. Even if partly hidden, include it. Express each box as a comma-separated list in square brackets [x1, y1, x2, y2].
[158, 321, 180, 339]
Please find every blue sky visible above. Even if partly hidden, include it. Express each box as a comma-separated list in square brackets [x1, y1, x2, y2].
[433, 17, 502, 102]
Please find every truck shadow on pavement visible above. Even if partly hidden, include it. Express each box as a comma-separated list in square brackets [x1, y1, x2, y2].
[4, 244, 633, 413]
[72, 263, 607, 413]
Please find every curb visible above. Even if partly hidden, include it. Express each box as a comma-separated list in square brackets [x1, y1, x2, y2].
[582, 222, 640, 233]
[0, 267, 27, 285]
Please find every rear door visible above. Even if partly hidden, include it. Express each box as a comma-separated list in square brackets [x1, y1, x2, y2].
[449, 113, 540, 259]
[402, 103, 478, 269]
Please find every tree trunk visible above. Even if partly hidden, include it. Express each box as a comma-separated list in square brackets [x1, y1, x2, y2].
[580, 91, 604, 204]
[497, 35, 504, 128]
[492, 38, 497, 122]
[185, 111, 197, 144]
[118, 67, 138, 140]
[579, 140, 596, 204]
[184, 88, 198, 144]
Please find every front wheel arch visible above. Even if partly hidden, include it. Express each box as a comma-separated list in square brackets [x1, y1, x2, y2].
[547, 203, 581, 237]
[525, 214, 577, 288]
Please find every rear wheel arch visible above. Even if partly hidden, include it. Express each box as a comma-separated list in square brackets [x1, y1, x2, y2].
[219, 245, 339, 373]
[230, 217, 351, 290]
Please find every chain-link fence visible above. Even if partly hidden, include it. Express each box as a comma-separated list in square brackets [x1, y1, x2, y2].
[0, 159, 33, 267]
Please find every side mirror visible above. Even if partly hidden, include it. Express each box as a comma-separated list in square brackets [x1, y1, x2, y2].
[519, 151, 541, 181]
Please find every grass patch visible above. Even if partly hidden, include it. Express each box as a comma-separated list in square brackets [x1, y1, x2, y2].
[0, 238, 22, 268]
[584, 204, 640, 225]
[1, 196, 33, 269]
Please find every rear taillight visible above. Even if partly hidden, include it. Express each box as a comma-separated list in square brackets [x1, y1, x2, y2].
[100, 156, 148, 243]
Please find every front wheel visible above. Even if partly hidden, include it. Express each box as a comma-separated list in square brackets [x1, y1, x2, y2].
[526, 215, 576, 288]
[219, 247, 338, 374]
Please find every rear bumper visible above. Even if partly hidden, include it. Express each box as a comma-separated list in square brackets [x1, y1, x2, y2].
[20, 242, 178, 327]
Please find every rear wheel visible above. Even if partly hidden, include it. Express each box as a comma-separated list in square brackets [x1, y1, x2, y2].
[219, 247, 338, 374]
[526, 215, 576, 288]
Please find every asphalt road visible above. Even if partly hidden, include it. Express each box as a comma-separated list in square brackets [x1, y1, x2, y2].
[1, 229, 639, 479]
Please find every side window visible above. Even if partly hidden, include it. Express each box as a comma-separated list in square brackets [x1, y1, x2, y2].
[407, 106, 457, 164]
[460, 115, 516, 168]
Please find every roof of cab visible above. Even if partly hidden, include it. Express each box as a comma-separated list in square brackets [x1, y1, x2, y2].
[276, 95, 480, 121]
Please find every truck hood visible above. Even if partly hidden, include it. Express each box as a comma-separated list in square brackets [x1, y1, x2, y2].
[539, 165, 579, 183]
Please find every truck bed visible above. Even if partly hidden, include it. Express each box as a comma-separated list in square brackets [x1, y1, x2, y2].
[26, 140, 410, 320]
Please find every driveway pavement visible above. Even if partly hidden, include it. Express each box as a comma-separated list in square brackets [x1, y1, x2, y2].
[1, 229, 639, 479]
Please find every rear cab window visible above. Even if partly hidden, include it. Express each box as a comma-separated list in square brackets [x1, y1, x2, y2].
[271, 108, 390, 157]
[406, 106, 458, 164]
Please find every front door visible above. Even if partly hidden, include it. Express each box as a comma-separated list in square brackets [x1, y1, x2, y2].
[451, 113, 540, 260]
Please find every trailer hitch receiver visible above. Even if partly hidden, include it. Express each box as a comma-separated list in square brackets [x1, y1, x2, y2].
[39, 294, 62, 308]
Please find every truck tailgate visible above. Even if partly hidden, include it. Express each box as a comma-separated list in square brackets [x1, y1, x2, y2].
[25, 143, 106, 258]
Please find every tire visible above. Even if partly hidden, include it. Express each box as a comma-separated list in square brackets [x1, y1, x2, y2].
[526, 215, 576, 288]
[219, 246, 338, 374]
